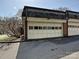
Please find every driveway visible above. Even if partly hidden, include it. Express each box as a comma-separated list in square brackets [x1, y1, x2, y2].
[16, 36, 79, 59]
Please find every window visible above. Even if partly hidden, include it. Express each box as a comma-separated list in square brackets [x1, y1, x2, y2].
[39, 26, 42, 29]
[29, 26, 62, 30]
[29, 26, 33, 30]
[52, 27, 54, 29]
[48, 26, 52, 29]
[69, 25, 73, 27]
[54, 27, 58, 29]
[34, 26, 39, 29]
[68, 25, 79, 28]
[59, 27, 62, 29]
[43, 26, 47, 29]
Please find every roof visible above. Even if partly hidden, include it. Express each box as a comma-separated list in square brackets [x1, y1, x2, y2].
[22, 6, 66, 19]
[66, 10, 79, 19]
[22, 6, 79, 19]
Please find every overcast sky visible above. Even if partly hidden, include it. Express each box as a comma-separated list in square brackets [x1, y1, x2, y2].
[0, 0, 79, 17]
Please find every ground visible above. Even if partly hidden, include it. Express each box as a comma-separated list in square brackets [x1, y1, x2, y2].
[1, 36, 79, 59]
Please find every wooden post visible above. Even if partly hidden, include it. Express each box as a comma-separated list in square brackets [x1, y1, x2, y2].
[63, 11, 68, 37]
[63, 21, 68, 37]
[22, 7, 28, 41]
[22, 17, 28, 41]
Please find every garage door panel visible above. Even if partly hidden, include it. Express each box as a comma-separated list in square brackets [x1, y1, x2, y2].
[28, 22, 63, 39]
[68, 23, 79, 36]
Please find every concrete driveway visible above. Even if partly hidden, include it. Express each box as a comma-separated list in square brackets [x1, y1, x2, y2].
[60, 51, 79, 59]
[0, 43, 20, 59]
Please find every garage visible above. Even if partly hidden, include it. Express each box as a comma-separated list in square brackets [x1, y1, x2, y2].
[27, 17, 64, 39]
[22, 6, 66, 40]
[67, 10, 79, 36]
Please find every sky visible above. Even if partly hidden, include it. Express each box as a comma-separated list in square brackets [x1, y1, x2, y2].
[0, 0, 79, 17]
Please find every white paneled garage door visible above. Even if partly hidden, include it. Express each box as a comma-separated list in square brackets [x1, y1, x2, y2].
[28, 22, 63, 39]
[68, 22, 79, 36]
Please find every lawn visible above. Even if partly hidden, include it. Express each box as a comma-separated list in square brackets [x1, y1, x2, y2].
[0, 34, 16, 42]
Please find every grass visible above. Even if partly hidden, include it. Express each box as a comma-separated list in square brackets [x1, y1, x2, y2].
[0, 34, 16, 42]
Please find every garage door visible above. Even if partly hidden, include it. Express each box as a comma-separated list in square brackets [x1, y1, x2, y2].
[68, 23, 79, 36]
[28, 22, 63, 39]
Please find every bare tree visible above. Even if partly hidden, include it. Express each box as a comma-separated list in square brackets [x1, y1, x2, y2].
[0, 16, 23, 37]
[57, 7, 71, 11]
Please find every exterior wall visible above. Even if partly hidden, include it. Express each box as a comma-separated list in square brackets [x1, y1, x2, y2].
[27, 17, 66, 23]
[68, 19, 79, 36]
[27, 17, 66, 39]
